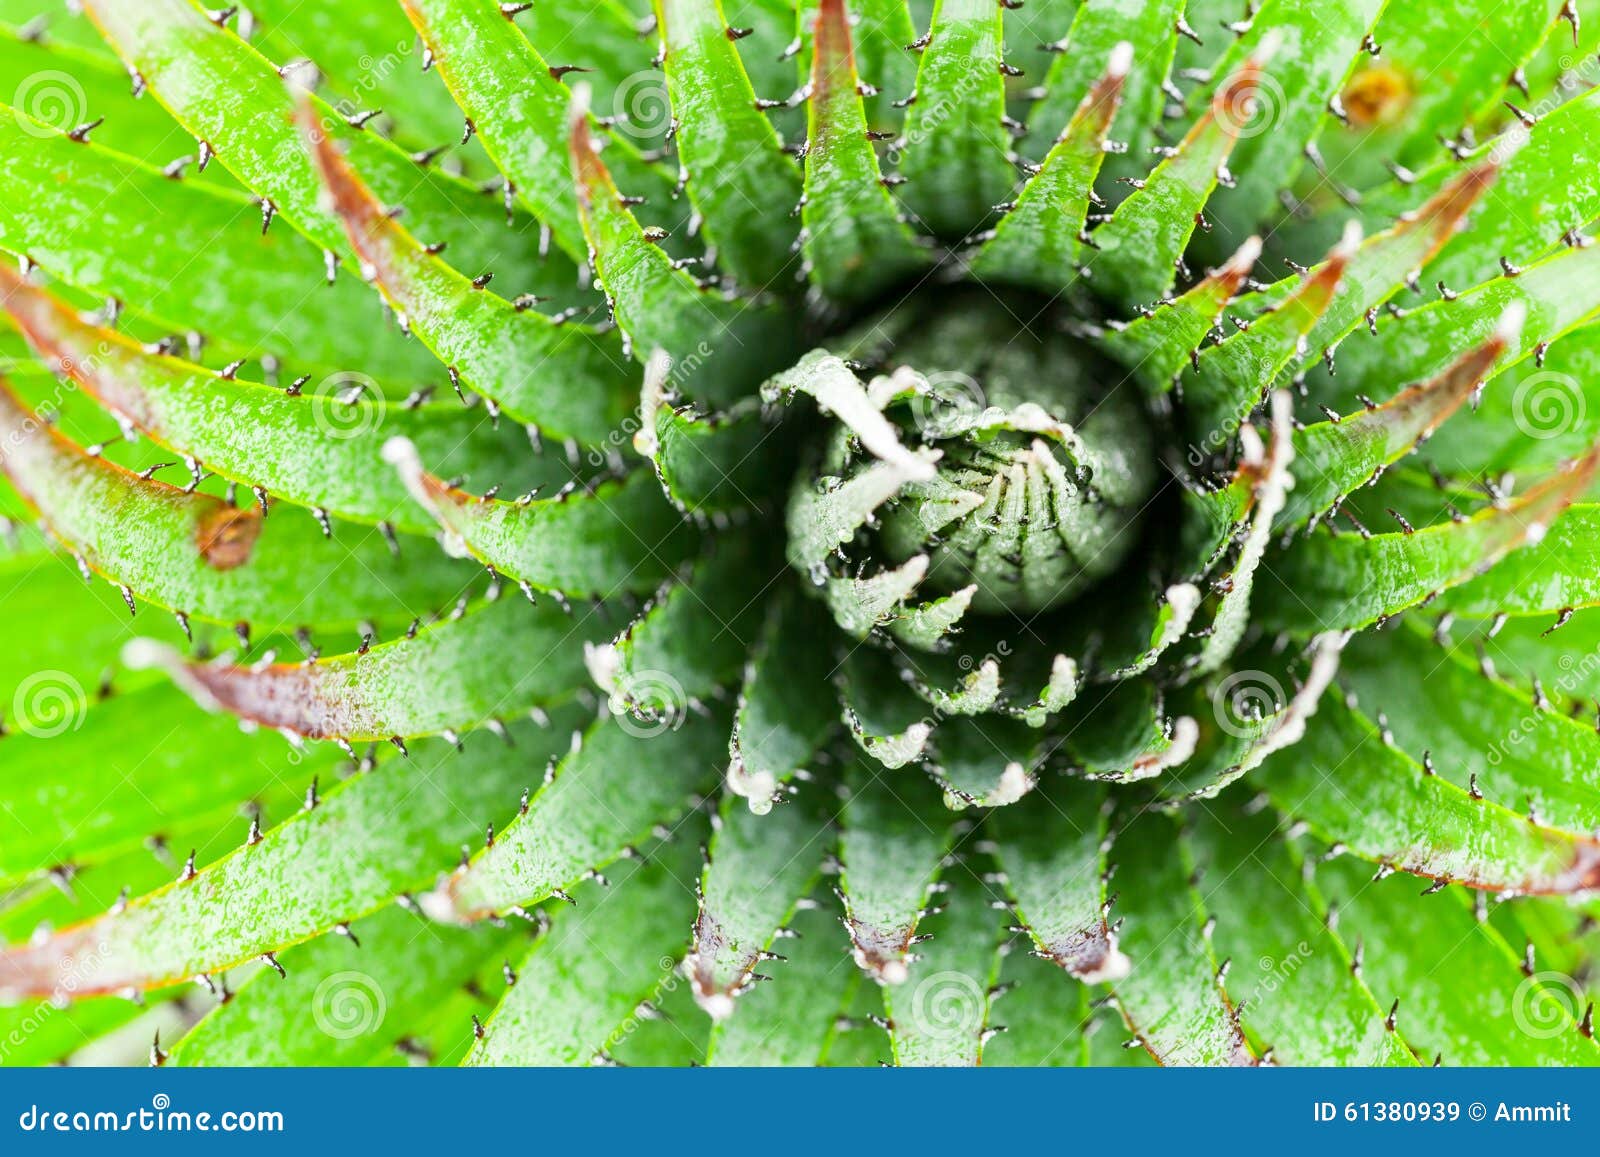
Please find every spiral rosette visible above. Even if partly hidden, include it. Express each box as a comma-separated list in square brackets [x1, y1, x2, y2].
[774, 294, 1157, 636]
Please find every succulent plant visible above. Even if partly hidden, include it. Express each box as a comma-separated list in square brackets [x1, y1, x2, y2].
[2, 0, 1600, 1069]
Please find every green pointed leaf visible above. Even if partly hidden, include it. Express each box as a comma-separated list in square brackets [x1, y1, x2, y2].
[1259, 160, 1502, 384]
[1059, 677, 1196, 783]
[0, 380, 472, 630]
[1421, 322, 1600, 478]
[1261, 693, 1600, 895]
[653, 0, 803, 290]
[685, 792, 833, 1017]
[706, 894, 858, 1066]
[895, 0, 1014, 238]
[1343, 625, 1600, 837]
[1383, 89, 1600, 298]
[763, 350, 934, 479]
[991, 779, 1127, 982]
[1436, 504, 1600, 618]
[425, 712, 722, 923]
[1263, 449, 1599, 632]
[1020, 0, 1180, 173]
[383, 440, 694, 597]
[304, 113, 634, 444]
[927, 714, 1041, 808]
[570, 111, 800, 407]
[728, 589, 838, 812]
[1108, 811, 1258, 1066]
[1283, 322, 1510, 525]
[979, 947, 1092, 1066]
[464, 823, 704, 1066]
[241, 0, 475, 160]
[0, 720, 578, 999]
[0, 23, 229, 180]
[884, 863, 1003, 1067]
[838, 762, 956, 983]
[172, 906, 517, 1066]
[838, 645, 933, 769]
[1195, 391, 1295, 672]
[0, 265, 549, 533]
[1326, 240, 1600, 410]
[134, 598, 601, 742]
[1170, 631, 1348, 800]
[1185, 225, 1359, 444]
[1090, 51, 1269, 308]
[971, 43, 1126, 293]
[636, 351, 783, 513]
[587, 539, 769, 719]
[1101, 236, 1262, 393]
[1187, 807, 1416, 1066]
[0, 683, 343, 882]
[1317, 856, 1600, 1065]
[81, 0, 570, 292]
[794, 0, 918, 135]
[799, 0, 928, 304]
[0, 113, 436, 380]
[1200, 0, 1387, 242]
[399, 0, 672, 263]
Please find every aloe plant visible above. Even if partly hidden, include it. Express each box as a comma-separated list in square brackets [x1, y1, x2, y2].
[1, 0, 1599, 1069]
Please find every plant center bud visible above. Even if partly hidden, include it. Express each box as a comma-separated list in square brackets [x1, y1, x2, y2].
[794, 290, 1157, 619]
